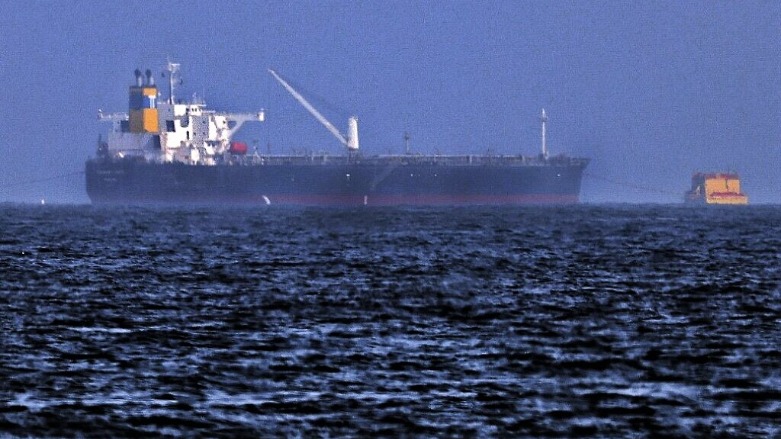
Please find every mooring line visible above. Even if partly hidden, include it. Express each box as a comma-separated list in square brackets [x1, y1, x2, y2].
[584, 172, 681, 196]
[0, 171, 85, 190]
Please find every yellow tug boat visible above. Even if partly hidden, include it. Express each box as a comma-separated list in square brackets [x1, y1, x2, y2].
[684, 172, 748, 205]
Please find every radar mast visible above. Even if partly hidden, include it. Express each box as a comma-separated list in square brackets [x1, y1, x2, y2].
[165, 60, 181, 104]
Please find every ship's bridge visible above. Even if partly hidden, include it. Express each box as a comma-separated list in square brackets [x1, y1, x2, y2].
[98, 64, 264, 165]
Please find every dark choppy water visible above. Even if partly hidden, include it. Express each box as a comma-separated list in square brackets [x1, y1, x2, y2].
[1, 204, 780, 437]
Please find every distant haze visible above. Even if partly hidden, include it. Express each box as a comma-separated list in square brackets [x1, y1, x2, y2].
[1, 1, 778, 204]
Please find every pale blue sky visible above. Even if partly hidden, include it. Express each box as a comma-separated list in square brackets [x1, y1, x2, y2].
[1, 1, 779, 203]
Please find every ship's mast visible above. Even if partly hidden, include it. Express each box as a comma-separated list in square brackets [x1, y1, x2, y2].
[166, 60, 181, 104]
[541, 108, 548, 159]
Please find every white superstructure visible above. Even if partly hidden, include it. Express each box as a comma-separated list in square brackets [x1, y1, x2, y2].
[98, 61, 265, 165]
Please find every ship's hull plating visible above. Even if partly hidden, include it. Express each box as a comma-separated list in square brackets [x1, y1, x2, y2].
[86, 158, 588, 206]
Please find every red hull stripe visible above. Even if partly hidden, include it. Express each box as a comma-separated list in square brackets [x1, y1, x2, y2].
[208, 194, 580, 206]
[89, 193, 581, 206]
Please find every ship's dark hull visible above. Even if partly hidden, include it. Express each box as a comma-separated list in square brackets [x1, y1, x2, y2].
[86, 157, 588, 206]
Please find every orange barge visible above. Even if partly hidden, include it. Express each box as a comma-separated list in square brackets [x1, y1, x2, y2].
[684, 172, 748, 205]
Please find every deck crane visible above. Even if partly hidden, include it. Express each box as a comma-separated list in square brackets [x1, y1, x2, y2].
[268, 69, 359, 152]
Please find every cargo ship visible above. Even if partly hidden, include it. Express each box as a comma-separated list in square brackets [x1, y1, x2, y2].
[684, 172, 748, 205]
[86, 62, 589, 206]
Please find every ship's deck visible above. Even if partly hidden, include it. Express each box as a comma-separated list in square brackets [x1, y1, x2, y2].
[225, 153, 589, 167]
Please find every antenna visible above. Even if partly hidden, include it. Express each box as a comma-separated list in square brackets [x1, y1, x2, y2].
[541, 108, 548, 159]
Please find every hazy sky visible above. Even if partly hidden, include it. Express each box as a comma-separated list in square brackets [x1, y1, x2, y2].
[1, 1, 779, 204]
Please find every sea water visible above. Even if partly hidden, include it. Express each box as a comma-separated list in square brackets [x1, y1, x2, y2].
[1, 204, 779, 437]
